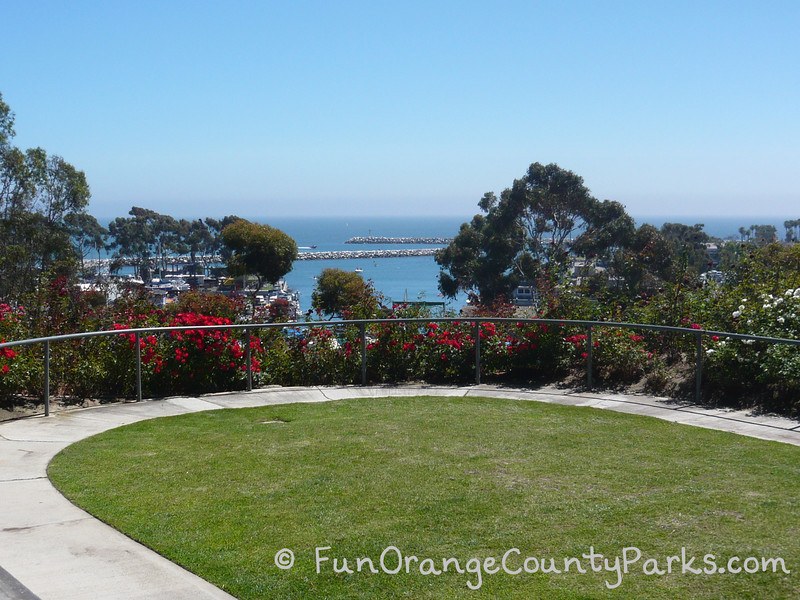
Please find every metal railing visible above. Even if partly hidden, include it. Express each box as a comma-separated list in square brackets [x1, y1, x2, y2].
[1, 317, 799, 416]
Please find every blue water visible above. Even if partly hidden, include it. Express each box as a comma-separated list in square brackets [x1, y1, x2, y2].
[260, 216, 469, 312]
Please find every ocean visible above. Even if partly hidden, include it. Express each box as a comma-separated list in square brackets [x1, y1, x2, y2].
[263, 216, 469, 312]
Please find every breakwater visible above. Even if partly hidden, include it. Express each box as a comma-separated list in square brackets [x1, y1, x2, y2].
[296, 248, 439, 260]
[345, 236, 452, 244]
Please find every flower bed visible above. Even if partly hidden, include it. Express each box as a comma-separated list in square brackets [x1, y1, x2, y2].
[1, 294, 798, 415]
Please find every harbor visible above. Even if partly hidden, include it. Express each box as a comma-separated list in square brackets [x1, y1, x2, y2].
[85, 247, 442, 271]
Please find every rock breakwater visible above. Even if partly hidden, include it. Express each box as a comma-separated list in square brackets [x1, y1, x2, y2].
[296, 248, 439, 260]
[345, 236, 452, 244]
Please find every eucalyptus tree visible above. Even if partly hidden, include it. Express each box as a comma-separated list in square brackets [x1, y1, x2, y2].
[610, 224, 674, 296]
[176, 218, 213, 276]
[146, 210, 182, 277]
[436, 162, 635, 302]
[0, 92, 92, 301]
[107, 208, 158, 281]
[206, 215, 242, 265]
[659, 223, 711, 277]
[65, 212, 108, 277]
[107, 207, 195, 280]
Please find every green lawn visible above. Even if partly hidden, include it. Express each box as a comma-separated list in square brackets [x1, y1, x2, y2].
[49, 397, 799, 599]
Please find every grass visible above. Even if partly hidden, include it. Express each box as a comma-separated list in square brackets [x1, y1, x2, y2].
[48, 396, 799, 598]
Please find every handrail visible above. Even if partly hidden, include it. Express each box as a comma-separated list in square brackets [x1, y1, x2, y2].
[2, 317, 798, 416]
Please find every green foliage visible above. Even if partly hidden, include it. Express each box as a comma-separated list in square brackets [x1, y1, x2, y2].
[0, 93, 91, 303]
[258, 325, 359, 386]
[311, 268, 380, 319]
[704, 288, 800, 410]
[107, 207, 187, 281]
[221, 219, 297, 293]
[659, 222, 711, 277]
[436, 162, 635, 302]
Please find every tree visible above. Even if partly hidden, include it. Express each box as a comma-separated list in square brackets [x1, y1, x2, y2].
[107, 209, 156, 280]
[106, 207, 190, 280]
[205, 215, 242, 268]
[221, 219, 297, 311]
[0, 92, 92, 302]
[784, 220, 798, 243]
[610, 224, 674, 296]
[65, 212, 108, 277]
[751, 224, 777, 247]
[176, 219, 213, 277]
[436, 162, 634, 302]
[0, 93, 14, 147]
[738, 226, 750, 242]
[659, 223, 711, 276]
[311, 268, 380, 318]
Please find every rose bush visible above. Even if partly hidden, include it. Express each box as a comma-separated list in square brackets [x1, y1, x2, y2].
[705, 288, 800, 410]
[1, 261, 798, 414]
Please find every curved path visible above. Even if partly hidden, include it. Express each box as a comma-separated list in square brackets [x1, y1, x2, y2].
[1, 384, 799, 599]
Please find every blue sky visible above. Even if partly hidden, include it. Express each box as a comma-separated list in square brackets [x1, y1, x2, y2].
[2, 1, 797, 219]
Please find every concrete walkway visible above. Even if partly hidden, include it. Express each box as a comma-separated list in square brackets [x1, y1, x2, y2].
[1, 384, 799, 599]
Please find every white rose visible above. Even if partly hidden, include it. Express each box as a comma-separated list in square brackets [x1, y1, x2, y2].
[732, 310, 741, 318]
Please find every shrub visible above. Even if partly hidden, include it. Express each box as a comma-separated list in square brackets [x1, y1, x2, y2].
[170, 291, 244, 322]
[704, 288, 800, 411]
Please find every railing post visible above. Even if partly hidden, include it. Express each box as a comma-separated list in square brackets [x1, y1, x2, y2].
[245, 327, 253, 391]
[43, 340, 50, 417]
[360, 322, 367, 385]
[135, 331, 142, 402]
[695, 331, 703, 403]
[586, 325, 593, 390]
[474, 321, 481, 385]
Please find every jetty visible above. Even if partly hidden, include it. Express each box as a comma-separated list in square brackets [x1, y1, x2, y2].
[296, 248, 439, 260]
[345, 236, 452, 244]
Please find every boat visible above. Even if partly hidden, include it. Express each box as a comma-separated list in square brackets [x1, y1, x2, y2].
[354, 268, 363, 273]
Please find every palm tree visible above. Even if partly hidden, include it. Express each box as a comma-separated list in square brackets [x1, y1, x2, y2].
[738, 226, 748, 242]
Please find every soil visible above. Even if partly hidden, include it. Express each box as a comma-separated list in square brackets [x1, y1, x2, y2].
[0, 397, 106, 422]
